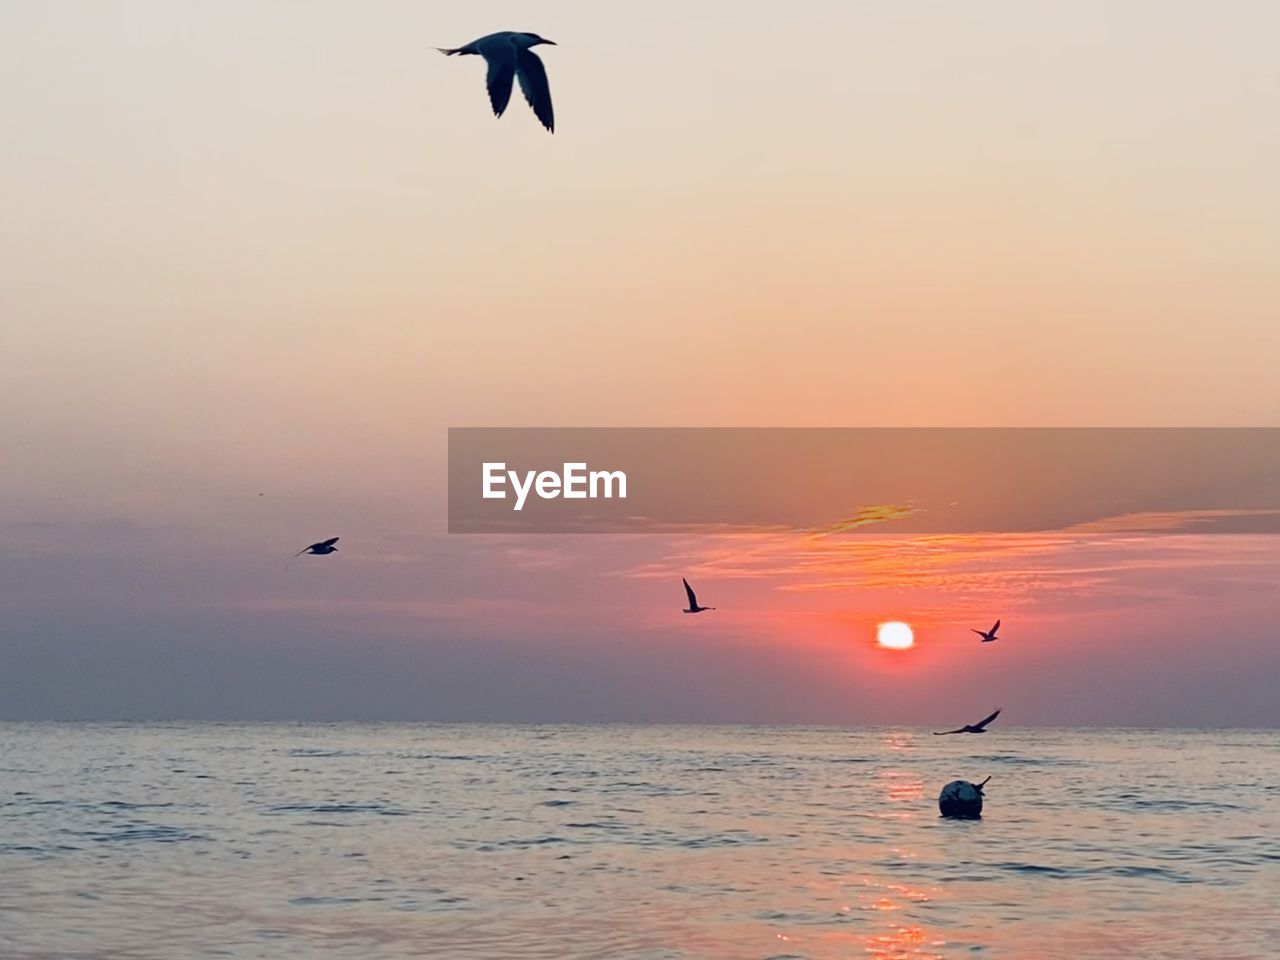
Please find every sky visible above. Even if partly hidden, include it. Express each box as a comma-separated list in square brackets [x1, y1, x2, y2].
[1, 1, 1278, 723]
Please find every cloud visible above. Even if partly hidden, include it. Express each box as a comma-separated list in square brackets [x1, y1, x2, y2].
[1061, 509, 1280, 534]
[614, 530, 1280, 625]
[804, 503, 922, 536]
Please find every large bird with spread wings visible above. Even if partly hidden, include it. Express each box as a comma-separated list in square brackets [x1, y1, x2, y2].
[682, 578, 715, 614]
[972, 619, 1001, 643]
[934, 708, 1002, 735]
[439, 31, 557, 133]
[294, 537, 339, 558]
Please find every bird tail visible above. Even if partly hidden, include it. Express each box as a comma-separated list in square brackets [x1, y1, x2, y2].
[436, 46, 467, 56]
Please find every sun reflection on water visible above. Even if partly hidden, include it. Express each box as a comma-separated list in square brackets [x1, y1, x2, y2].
[843, 863, 943, 957]
[879, 770, 925, 804]
[864, 924, 947, 959]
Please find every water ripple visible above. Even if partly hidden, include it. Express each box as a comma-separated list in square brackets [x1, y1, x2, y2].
[0, 723, 1275, 960]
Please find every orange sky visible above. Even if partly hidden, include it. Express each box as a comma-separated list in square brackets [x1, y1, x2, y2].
[1, 2, 1278, 721]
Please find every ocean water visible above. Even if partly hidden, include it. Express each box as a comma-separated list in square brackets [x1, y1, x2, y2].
[1, 724, 1277, 960]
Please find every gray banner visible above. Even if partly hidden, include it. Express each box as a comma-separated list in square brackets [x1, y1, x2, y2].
[448, 428, 1280, 534]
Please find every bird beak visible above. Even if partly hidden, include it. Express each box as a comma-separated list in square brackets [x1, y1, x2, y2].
[542, 39, 557, 45]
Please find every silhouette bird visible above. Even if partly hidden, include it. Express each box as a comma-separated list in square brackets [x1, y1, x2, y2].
[439, 31, 557, 132]
[682, 578, 715, 614]
[972, 619, 1001, 642]
[934, 707, 1001, 735]
[294, 537, 339, 558]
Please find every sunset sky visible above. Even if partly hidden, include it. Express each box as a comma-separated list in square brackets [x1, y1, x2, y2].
[2, 1, 1278, 723]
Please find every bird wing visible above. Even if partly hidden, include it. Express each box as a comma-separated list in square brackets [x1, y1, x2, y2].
[293, 546, 310, 557]
[320, 537, 339, 548]
[975, 707, 1001, 729]
[933, 727, 963, 735]
[515, 48, 554, 132]
[991, 619, 1000, 634]
[683, 578, 697, 608]
[971, 629, 986, 638]
[484, 46, 517, 117]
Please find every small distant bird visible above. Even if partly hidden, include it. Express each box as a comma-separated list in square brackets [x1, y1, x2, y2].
[934, 707, 1001, 735]
[972, 619, 1001, 643]
[682, 578, 715, 614]
[439, 31, 557, 132]
[295, 537, 339, 557]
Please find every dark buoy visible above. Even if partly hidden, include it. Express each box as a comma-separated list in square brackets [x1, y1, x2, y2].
[939, 775, 990, 819]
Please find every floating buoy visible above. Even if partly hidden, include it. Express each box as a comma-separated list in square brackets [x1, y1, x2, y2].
[938, 775, 990, 819]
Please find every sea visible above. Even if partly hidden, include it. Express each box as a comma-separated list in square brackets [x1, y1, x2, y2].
[1, 723, 1277, 959]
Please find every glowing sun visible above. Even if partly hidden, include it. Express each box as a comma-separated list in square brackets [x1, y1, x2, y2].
[877, 621, 915, 650]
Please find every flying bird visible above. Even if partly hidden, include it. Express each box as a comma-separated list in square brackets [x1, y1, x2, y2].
[934, 707, 1002, 735]
[439, 31, 557, 132]
[972, 619, 1001, 643]
[294, 537, 339, 558]
[682, 578, 715, 614]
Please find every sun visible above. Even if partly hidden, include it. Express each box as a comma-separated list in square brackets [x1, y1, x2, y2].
[877, 621, 915, 650]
